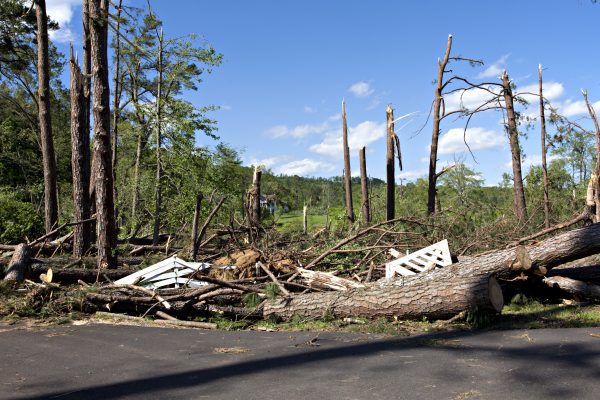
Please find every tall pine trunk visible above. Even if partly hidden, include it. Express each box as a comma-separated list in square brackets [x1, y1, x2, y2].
[386, 104, 395, 221]
[359, 146, 370, 224]
[502, 71, 527, 222]
[69, 49, 91, 257]
[35, 0, 58, 234]
[539, 64, 550, 228]
[341, 100, 354, 223]
[427, 35, 452, 216]
[111, 0, 123, 229]
[90, 0, 117, 268]
[152, 29, 164, 246]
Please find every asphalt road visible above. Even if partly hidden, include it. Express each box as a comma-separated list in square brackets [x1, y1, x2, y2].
[1, 322, 599, 400]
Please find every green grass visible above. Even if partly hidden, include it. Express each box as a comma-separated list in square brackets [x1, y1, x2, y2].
[273, 207, 345, 234]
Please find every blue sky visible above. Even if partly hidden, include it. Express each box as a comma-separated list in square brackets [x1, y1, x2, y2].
[46, 0, 600, 185]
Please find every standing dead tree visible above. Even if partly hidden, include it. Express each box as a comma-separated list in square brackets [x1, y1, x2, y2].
[35, 0, 59, 234]
[359, 146, 370, 224]
[342, 100, 355, 223]
[439, 70, 531, 222]
[539, 64, 551, 228]
[426, 34, 483, 216]
[90, 0, 117, 269]
[246, 166, 262, 227]
[386, 104, 402, 220]
[152, 28, 165, 246]
[582, 89, 600, 222]
[69, 48, 91, 258]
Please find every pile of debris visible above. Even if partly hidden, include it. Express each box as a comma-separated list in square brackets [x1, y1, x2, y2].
[3, 221, 600, 327]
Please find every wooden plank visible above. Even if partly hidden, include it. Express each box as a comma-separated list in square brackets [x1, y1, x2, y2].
[403, 259, 426, 272]
[388, 248, 402, 258]
[386, 264, 417, 277]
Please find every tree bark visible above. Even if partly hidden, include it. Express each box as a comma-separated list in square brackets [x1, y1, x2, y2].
[264, 275, 503, 321]
[69, 49, 91, 257]
[246, 166, 261, 226]
[191, 192, 203, 261]
[427, 34, 452, 216]
[502, 70, 527, 222]
[386, 104, 395, 221]
[342, 100, 354, 223]
[543, 276, 600, 301]
[582, 90, 600, 222]
[152, 29, 164, 246]
[548, 265, 600, 284]
[539, 64, 550, 228]
[83, 0, 96, 245]
[90, 0, 117, 269]
[359, 146, 370, 224]
[35, 0, 58, 234]
[267, 223, 600, 321]
[3, 244, 32, 282]
[111, 0, 123, 229]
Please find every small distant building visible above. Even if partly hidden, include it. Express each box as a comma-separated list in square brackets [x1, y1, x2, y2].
[260, 194, 277, 215]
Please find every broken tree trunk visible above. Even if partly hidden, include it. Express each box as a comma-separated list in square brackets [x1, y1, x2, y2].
[266, 223, 600, 321]
[191, 192, 203, 261]
[3, 244, 32, 282]
[342, 100, 354, 223]
[246, 166, 261, 227]
[543, 276, 600, 301]
[359, 146, 370, 224]
[386, 104, 395, 221]
[264, 275, 503, 321]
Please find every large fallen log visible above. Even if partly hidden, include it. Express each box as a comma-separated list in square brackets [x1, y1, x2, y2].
[3, 244, 32, 282]
[265, 223, 600, 321]
[543, 276, 600, 301]
[28, 265, 140, 284]
[547, 265, 600, 284]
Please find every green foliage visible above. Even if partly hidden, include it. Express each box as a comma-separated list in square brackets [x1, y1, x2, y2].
[0, 189, 43, 243]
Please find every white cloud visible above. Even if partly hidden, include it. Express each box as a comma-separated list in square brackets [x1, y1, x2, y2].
[310, 121, 386, 157]
[477, 54, 510, 79]
[443, 85, 502, 113]
[265, 121, 329, 138]
[247, 156, 288, 169]
[438, 127, 504, 155]
[556, 98, 600, 118]
[517, 81, 564, 103]
[328, 113, 342, 121]
[398, 169, 428, 181]
[274, 158, 335, 176]
[46, 0, 81, 43]
[303, 106, 316, 113]
[349, 81, 374, 98]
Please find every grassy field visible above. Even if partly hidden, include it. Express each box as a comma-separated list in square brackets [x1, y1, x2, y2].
[270, 207, 346, 234]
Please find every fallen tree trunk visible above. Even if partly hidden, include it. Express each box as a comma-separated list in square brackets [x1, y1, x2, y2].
[264, 275, 503, 320]
[266, 223, 600, 321]
[543, 276, 600, 301]
[3, 244, 32, 282]
[547, 265, 600, 284]
[28, 265, 139, 284]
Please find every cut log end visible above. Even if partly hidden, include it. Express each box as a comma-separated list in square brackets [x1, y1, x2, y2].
[488, 276, 504, 313]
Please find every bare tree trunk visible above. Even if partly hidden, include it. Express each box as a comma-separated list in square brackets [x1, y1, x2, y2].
[246, 166, 261, 226]
[152, 29, 164, 246]
[359, 146, 370, 224]
[386, 104, 395, 221]
[582, 89, 600, 222]
[539, 65, 550, 228]
[90, 0, 117, 269]
[130, 130, 143, 232]
[502, 70, 527, 222]
[191, 192, 203, 261]
[3, 244, 32, 283]
[111, 0, 123, 228]
[342, 100, 354, 223]
[303, 204, 308, 235]
[83, 0, 95, 245]
[427, 34, 452, 216]
[69, 48, 91, 258]
[35, 0, 58, 234]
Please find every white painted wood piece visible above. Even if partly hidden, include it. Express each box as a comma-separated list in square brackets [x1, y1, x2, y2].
[385, 239, 452, 279]
[114, 256, 212, 288]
